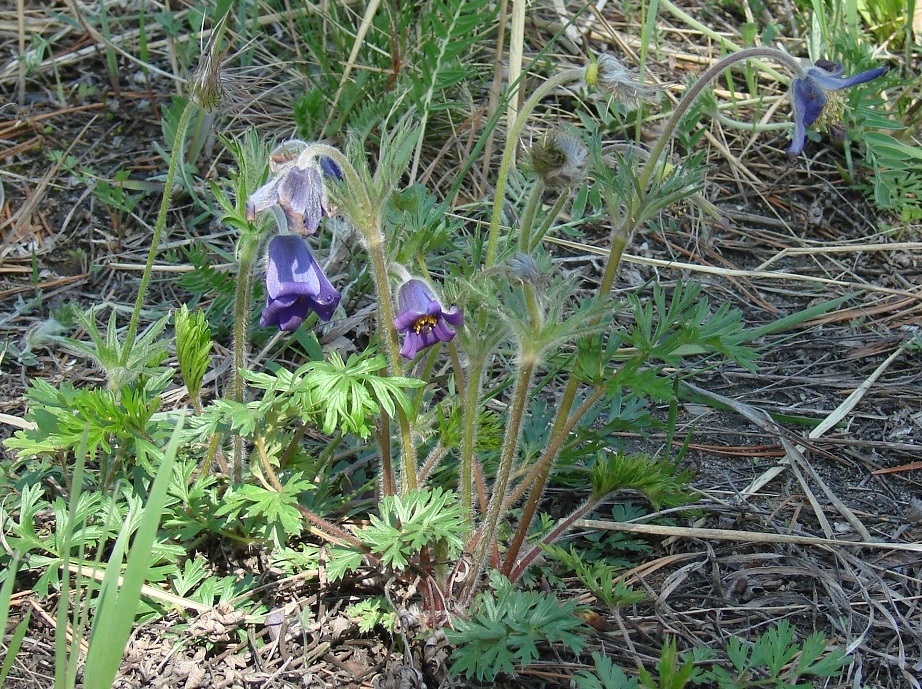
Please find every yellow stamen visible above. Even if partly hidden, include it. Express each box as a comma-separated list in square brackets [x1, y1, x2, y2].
[412, 315, 438, 334]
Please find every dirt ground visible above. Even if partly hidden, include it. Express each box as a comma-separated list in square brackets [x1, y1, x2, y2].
[1, 2, 921, 688]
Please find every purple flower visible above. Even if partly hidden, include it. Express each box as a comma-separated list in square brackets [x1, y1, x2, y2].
[787, 59, 888, 158]
[246, 153, 343, 234]
[247, 165, 324, 235]
[393, 279, 463, 360]
[319, 156, 343, 181]
[260, 235, 341, 331]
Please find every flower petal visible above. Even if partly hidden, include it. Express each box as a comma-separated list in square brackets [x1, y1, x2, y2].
[278, 166, 324, 235]
[432, 318, 456, 343]
[260, 295, 309, 331]
[320, 156, 344, 181]
[400, 331, 424, 359]
[397, 279, 438, 315]
[246, 178, 281, 220]
[262, 235, 340, 327]
[441, 305, 463, 327]
[809, 65, 888, 91]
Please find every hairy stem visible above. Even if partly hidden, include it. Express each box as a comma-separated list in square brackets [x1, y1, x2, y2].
[636, 47, 799, 202]
[518, 177, 545, 254]
[230, 233, 260, 483]
[460, 356, 486, 524]
[366, 233, 418, 491]
[529, 191, 569, 251]
[501, 384, 607, 574]
[486, 67, 586, 266]
[122, 98, 197, 366]
[298, 143, 417, 491]
[466, 357, 536, 594]
[509, 496, 600, 582]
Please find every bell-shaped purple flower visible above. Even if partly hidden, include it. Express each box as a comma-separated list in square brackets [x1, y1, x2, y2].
[393, 279, 463, 360]
[260, 235, 341, 331]
[787, 59, 888, 158]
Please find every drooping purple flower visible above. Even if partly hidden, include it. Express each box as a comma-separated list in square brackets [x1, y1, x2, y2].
[319, 156, 343, 181]
[260, 235, 341, 331]
[246, 149, 344, 234]
[247, 165, 325, 235]
[393, 279, 463, 360]
[787, 59, 888, 158]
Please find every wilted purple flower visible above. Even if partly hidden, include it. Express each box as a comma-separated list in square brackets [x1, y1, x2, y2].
[247, 165, 324, 235]
[247, 149, 343, 234]
[393, 279, 463, 359]
[787, 59, 888, 158]
[260, 235, 341, 331]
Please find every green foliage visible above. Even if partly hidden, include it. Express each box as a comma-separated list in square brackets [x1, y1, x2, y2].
[574, 624, 850, 689]
[574, 653, 640, 689]
[358, 487, 465, 570]
[626, 282, 757, 372]
[861, 131, 922, 222]
[56, 308, 170, 392]
[447, 572, 588, 681]
[5, 374, 173, 476]
[639, 638, 696, 689]
[82, 421, 184, 688]
[692, 620, 851, 688]
[92, 168, 144, 223]
[216, 474, 314, 548]
[178, 244, 237, 324]
[346, 596, 397, 633]
[195, 351, 422, 443]
[325, 546, 366, 583]
[174, 305, 213, 405]
[406, 0, 494, 174]
[543, 544, 645, 609]
[590, 452, 695, 508]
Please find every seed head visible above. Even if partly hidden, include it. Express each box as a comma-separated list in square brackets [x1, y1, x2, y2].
[527, 130, 588, 189]
[588, 54, 657, 109]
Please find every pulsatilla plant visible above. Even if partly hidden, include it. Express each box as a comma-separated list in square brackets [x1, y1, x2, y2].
[212, 41, 887, 637]
[2, 28, 885, 685]
[216, 44, 887, 613]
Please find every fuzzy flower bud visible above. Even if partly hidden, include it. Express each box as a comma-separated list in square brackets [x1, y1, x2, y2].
[526, 130, 588, 189]
[588, 54, 657, 109]
[188, 13, 233, 111]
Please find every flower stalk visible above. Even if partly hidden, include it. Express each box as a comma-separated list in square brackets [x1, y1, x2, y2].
[231, 232, 261, 483]
[465, 356, 537, 595]
[486, 67, 586, 266]
[122, 98, 198, 366]
[459, 355, 486, 524]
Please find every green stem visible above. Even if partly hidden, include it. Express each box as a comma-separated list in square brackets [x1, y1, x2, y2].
[518, 178, 545, 253]
[122, 98, 198, 366]
[486, 67, 586, 266]
[294, 142, 418, 491]
[460, 356, 486, 524]
[231, 233, 260, 483]
[366, 228, 418, 491]
[635, 47, 800, 205]
[658, 0, 788, 82]
[604, 47, 801, 296]
[713, 110, 791, 131]
[530, 191, 569, 250]
[501, 376, 578, 575]
[466, 357, 536, 593]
